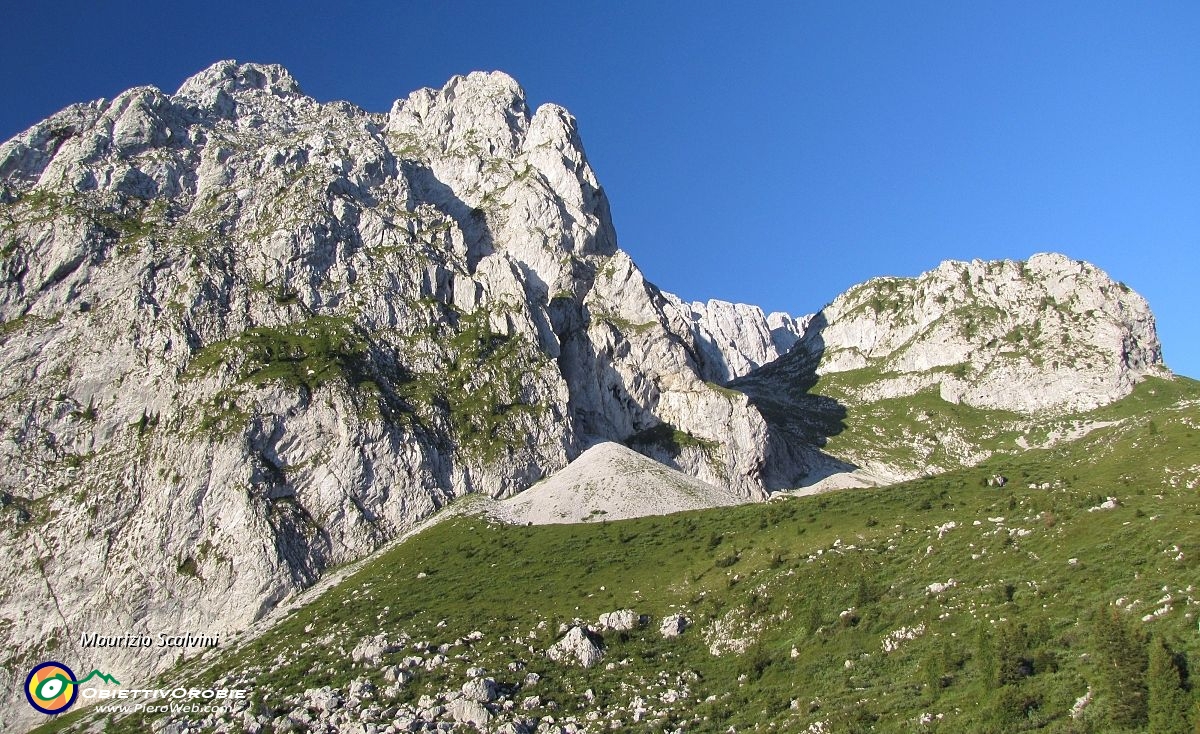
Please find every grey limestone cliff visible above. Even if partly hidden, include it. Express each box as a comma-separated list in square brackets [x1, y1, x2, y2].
[730, 253, 1167, 483]
[676, 297, 808, 382]
[0, 62, 795, 728]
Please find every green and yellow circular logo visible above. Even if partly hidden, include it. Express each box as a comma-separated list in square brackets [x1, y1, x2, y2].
[25, 662, 78, 715]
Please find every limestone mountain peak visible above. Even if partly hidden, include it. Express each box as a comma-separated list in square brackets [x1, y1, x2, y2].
[175, 59, 305, 100]
[808, 252, 1163, 413]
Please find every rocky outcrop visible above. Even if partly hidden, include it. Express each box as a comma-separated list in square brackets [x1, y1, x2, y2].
[798, 254, 1165, 413]
[727, 254, 1168, 484]
[675, 297, 808, 382]
[660, 614, 689, 638]
[547, 627, 603, 668]
[597, 609, 639, 632]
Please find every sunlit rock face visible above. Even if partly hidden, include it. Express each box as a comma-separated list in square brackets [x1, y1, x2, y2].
[804, 253, 1164, 413]
[0, 62, 788, 727]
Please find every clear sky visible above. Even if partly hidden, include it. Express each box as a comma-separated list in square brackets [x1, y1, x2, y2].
[2, 1, 1197, 376]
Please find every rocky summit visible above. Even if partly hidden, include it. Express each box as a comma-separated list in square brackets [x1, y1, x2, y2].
[0, 61, 1171, 731]
[802, 253, 1162, 414]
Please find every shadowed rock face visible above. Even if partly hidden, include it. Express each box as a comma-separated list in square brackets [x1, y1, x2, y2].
[0, 61, 1166, 729]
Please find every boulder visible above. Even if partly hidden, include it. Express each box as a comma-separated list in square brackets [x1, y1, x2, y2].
[447, 698, 491, 727]
[352, 634, 404, 664]
[660, 614, 689, 638]
[597, 609, 638, 631]
[462, 677, 498, 703]
[547, 627, 603, 668]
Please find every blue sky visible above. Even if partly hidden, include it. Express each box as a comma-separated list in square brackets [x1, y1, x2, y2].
[2, 1, 1197, 376]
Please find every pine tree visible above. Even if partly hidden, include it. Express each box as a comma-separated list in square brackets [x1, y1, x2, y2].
[1147, 636, 1190, 734]
[994, 620, 1033, 686]
[974, 624, 997, 685]
[1092, 605, 1149, 727]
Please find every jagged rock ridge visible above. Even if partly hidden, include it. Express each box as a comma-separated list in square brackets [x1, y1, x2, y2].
[678, 298, 808, 383]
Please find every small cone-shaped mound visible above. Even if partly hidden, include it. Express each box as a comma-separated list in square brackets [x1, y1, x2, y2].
[497, 442, 744, 524]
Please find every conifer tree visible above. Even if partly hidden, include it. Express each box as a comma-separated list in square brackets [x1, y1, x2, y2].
[1146, 635, 1189, 734]
[1092, 605, 1148, 727]
[994, 621, 1033, 686]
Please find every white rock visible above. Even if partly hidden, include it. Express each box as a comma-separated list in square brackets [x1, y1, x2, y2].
[461, 677, 498, 703]
[547, 627, 603, 668]
[926, 579, 957, 594]
[446, 698, 491, 727]
[679, 298, 808, 382]
[347, 677, 375, 699]
[303, 687, 342, 713]
[1071, 688, 1093, 719]
[597, 609, 639, 631]
[659, 614, 689, 638]
[352, 634, 402, 664]
[807, 254, 1163, 415]
[882, 624, 926, 653]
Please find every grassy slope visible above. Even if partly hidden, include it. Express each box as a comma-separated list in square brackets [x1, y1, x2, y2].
[812, 372, 1195, 480]
[33, 378, 1200, 734]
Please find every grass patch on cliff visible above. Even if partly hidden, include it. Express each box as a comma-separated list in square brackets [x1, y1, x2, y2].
[1, 188, 171, 257]
[812, 370, 1198, 478]
[625, 422, 719, 458]
[182, 304, 551, 461]
[396, 308, 549, 463]
[595, 313, 657, 336]
[186, 315, 368, 391]
[820, 384, 1027, 474]
[705, 381, 744, 400]
[0, 312, 61, 340]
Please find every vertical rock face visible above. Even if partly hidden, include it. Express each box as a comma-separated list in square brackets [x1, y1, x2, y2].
[0, 62, 787, 728]
[677, 298, 809, 382]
